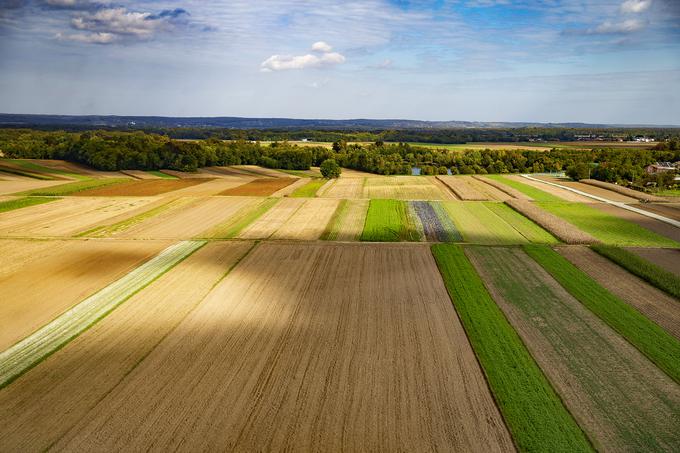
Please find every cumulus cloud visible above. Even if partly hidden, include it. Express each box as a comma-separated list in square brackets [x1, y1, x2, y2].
[620, 0, 652, 14]
[68, 6, 188, 41]
[261, 42, 345, 72]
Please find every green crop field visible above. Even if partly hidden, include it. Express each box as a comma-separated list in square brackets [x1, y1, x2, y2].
[525, 245, 680, 384]
[290, 178, 326, 197]
[536, 202, 679, 247]
[146, 170, 178, 179]
[7, 159, 90, 180]
[361, 199, 421, 241]
[0, 197, 57, 213]
[431, 244, 592, 453]
[485, 175, 563, 201]
[17, 178, 129, 196]
[592, 245, 680, 299]
[484, 202, 559, 244]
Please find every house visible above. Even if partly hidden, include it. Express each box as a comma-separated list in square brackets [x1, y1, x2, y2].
[646, 162, 676, 174]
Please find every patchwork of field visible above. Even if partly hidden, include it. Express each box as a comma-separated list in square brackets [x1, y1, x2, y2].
[363, 176, 454, 200]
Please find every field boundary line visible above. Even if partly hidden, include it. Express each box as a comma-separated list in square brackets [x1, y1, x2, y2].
[0, 240, 206, 389]
[521, 174, 680, 228]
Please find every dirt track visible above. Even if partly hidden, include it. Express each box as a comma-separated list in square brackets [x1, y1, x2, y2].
[53, 243, 513, 452]
[558, 246, 680, 340]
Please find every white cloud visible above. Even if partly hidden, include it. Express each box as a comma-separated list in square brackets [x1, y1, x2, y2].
[55, 31, 116, 43]
[311, 41, 332, 52]
[261, 42, 345, 71]
[590, 18, 646, 34]
[621, 0, 652, 14]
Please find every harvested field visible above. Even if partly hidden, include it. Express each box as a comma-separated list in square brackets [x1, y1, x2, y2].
[115, 197, 260, 239]
[634, 202, 680, 222]
[0, 239, 74, 279]
[315, 178, 336, 196]
[474, 175, 530, 200]
[338, 167, 378, 178]
[0, 178, 67, 195]
[486, 175, 564, 202]
[580, 179, 665, 202]
[321, 176, 365, 198]
[18, 178, 131, 196]
[361, 199, 422, 241]
[119, 170, 159, 179]
[536, 176, 638, 202]
[52, 243, 514, 452]
[238, 197, 305, 239]
[558, 246, 680, 340]
[272, 198, 340, 240]
[0, 241, 253, 452]
[220, 177, 297, 196]
[537, 201, 679, 247]
[202, 198, 278, 238]
[588, 202, 680, 243]
[468, 246, 680, 452]
[627, 247, 680, 277]
[322, 199, 369, 241]
[159, 169, 214, 179]
[436, 175, 486, 200]
[273, 177, 308, 197]
[233, 164, 290, 178]
[0, 196, 55, 213]
[465, 176, 513, 200]
[442, 201, 528, 244]
[363, 176, 451, 200]
[0, 197, 155, 237]
[32, 159, 121, 178]
[484, 202, 558, 244]
[506, 199, 597, 244]
[73, 178, 207, 196]
[409, 201, 460, 242]
[0, 239, 170, 352]
[432, 245, 591, 452]
[290, 178, 327, 197]
[167, 177, 252, 196]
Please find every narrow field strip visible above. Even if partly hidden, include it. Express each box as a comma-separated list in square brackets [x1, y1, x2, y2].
[78, 198, 184, 237]
[271, 198, 339, 240]
[409, 201, 458, 242]
[320, 199, 348, 240]
[237, 197, 305, 239]
[0, 240, 205, 389]
[203, 198, 278, 238]
[290, 178, 326, 197]
[321, 199, 369, 241]
[361, 199, 422, 241]
[505, 199, 597, 244]
[469, 246, 680, 452]
[442, 201, 528, 244]
[524, 245, 680, 383]
[0, 196, 57, 213]
[6, 159, 89, 181]
[431, 244, 592, 453]
[17, 178, 129, 196]
[484, 202, 558, 244]
[485, 175, 563, 202]
[592, 245, 680, 299]
[537, 201, 679, 247]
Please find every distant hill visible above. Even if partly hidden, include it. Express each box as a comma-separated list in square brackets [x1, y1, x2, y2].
[0, 114, 676, 130]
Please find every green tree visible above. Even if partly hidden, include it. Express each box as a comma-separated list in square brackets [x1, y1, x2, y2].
[320, 159, 341, 178]
[566, 162, 590, 180]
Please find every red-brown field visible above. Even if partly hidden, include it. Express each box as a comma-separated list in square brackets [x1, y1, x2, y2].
[219, 177, 297, 196]
[73, 178, 208, 196]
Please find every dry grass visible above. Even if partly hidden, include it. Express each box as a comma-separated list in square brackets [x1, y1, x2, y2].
[505, 199, 597, 244]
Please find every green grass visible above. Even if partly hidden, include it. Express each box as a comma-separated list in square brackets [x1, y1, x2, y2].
[524, 245, 680, 384]
[6, 159, 90, 180]
[290, 178, 326, 197]
[360, 199, 421, 241]
[0, 197, 57, 213]
[431, 244, 592, 453]
[203, 198, 279, 238]
[486, 175, 563, 202]
[592, 245, 680, 299]
[442, 201, 534, 244]
[536, 201, 679, 247]
[654, 188, 680, 197]
[16, 178, 129, 196]
[146, 170, 178, 179]
[484, 202, 559, 244]
[320, 199, 348, 240]
[277, 169, 318, 178]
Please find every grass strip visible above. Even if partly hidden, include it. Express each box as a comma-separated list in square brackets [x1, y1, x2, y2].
[17, 178, 129, 196]
[536, 201, 679, 247]
[0, 240, 206, 389]
[360, 199, 421, 241]
[320, 199, 348, 240]
[205, 198, 279, 238]
[591, 245, 680, 299]
[146, 170, 178, 179]
[524, 244, 680, 384]
[486, 175, 563, 202]
[0, 165, 55, 180]
[484, 202, 559, 244]
[0, 197, 57, 213]
[7, 159, 90, 180]
[78, 199, 183, 238]
[290, 178, 326, 197]
[431, 244, 592, 453]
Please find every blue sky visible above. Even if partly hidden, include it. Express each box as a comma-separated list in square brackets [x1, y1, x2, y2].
[0, 0, 679, 124]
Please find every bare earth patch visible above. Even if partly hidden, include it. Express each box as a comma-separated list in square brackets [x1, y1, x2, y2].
[220, 178, 297, 196]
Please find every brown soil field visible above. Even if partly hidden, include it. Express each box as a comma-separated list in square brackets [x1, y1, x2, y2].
[627, 247, 680, 277]
[505, 199, 597, 244]
[0, 241, 253, 452]
[633, 203, 680, 222]
[272, 177, 307, 197]
[558, 246, 680, 340]
[272, 198, 340, 240]
[0, 178, 67, 195]
[119, 170, 159, 179]
[465, 177, 512, 201]
[52, 243, 513, 452]
[220, 177, 297, 196]
[536, 176, 638, 202]
[0, 239, 73, 279]
[116, 197, 259, 240]
[158, 169, 214, 179]
[238, 197, 305, 239]
[0, 239, 169, 351]
[436, 176, 481, 200]
[588, 202, 680, 243]
[580, 179, 666, 203]
[74, 179, 208, 196]
[468, 246, 680, 452]
[205, 166, 262, 178]
[335, 199, 369, 241]
[168, 177, 252, 196]
[0, 197, 155, 237]
[506, 175, 592, 202]
[474, 176, 531, 200]
[321, 176, 365, 198]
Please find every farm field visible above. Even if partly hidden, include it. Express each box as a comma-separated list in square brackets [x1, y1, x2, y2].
[627, 247, 680, 277]
[322, 199, 369, 241]
[362, 176, 453, 200]
[485, 175, 564, 202]
[73, 178, 207, 196]
[271, 198, 339, 240]
[361, 199, 422, 241]
[219, 177, 297, 196]
[319, 176, 365, 198]
[49, 243, 514, 452]
[468, 246, 680, 452]
[536, 175, 638, 202]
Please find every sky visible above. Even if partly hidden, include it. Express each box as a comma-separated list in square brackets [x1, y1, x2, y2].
[0, 0, 679, 124]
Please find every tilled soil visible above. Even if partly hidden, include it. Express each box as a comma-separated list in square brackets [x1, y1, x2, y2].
[52, 243, 514, 452]
[468, 246, 680, 453]
[271, 198, 340, 240]
[220, 178, 297, 196]
[626, 247, 680, 277]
